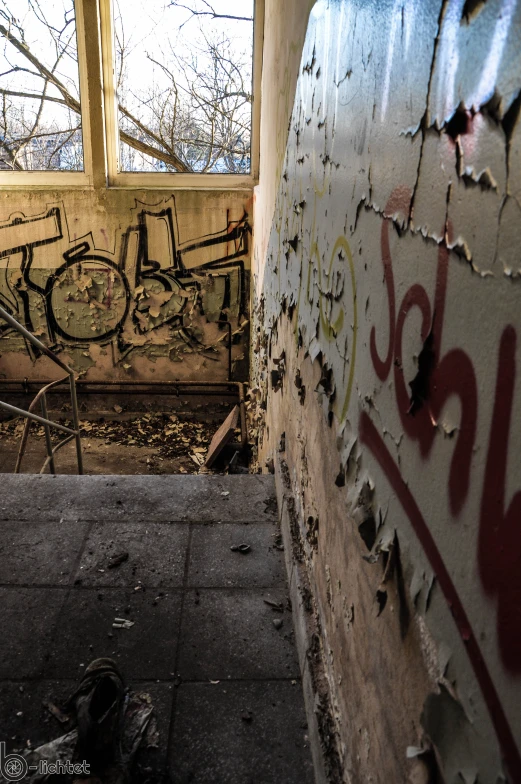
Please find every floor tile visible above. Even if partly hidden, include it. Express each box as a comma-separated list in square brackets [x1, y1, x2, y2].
[170, 681, 314, 784]
[0, 520, 88, 585]
[188, 524, 285, 589]
[45, 588, 182, 680]
[0, 588, 65, 678]
[178, 589, 299, 681]
[75, 522, 189, 588]
[0, 680, 76, 753]
[0, 475, 278, 523]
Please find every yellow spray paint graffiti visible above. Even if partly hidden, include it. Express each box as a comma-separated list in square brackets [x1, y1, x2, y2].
[313, 235, 357, 421]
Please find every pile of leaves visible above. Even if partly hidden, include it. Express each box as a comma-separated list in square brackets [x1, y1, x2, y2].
[0, 412, 219, 467]
[79, 413, 215, 463]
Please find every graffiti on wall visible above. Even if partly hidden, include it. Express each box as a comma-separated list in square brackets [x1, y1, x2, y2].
[253, 0, 521, 779]
[0, 197, 250, 369]
[360, 187, 520, 780]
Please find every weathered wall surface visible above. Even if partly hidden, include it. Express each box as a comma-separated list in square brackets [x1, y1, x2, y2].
[0, 188, 251, 381]
[252, 0, 315, 289]
[252, 0, 521, 781]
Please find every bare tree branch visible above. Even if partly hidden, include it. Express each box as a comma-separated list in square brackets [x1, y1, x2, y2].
[0, 1, 253, 174]
[0, 19, 191, 172]
[0, 23, 81, 110]
[119, 128, 191, 170]
[0, 88, 67, 104]
[169, 0, 252, 23]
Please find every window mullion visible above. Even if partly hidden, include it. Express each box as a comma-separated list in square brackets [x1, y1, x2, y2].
[251, 0, 264, 182]
[99, 0, 119, 185]
[76, 0, 107, 188]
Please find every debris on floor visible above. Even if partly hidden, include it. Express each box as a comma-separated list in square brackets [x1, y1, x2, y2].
[108, 552, 129, 570]
[230, 543, 252, 554]
[24, 658, 159, 783]
[80, 414, 213, 461]
[204, 405, 240, 468]
[0, 474, 314, 783]
[113, 618, 135, 630]
[0, 409, 246, 475]
[264, 599, 284, 613]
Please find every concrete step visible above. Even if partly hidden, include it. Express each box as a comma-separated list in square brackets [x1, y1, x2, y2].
[0, 473, 278, 523]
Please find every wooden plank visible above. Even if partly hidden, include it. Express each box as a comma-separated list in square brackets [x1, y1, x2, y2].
[204, 405, 239, 468]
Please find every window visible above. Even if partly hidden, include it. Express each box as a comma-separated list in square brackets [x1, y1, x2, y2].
[0, 0, 85, 173]
[0, 0, 262, 187]
[114, 0, 253, 174]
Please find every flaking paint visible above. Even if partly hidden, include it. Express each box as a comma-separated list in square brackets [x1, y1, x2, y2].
[253, 0, 521, 780]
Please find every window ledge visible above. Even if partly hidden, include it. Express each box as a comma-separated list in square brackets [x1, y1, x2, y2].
[108, 173, 256, 190]
[0, 173, 256, 192]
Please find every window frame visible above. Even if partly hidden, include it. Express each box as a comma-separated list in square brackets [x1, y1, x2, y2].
[0, 0, 93, 187]
[0, 0, 263, 189]
[99, 0, 262, 189]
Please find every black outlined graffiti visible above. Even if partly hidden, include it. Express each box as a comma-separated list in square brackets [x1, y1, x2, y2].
[0, 198, 250, 363]
[45, 243, 131, 344]
[0, 208, 63, 354]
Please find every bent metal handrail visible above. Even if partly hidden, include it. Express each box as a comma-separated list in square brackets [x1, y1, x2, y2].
[0, 305, 83, 475]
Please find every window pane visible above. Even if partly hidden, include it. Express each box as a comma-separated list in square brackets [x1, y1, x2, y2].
[114, 0, 254, 174]
[0, 0, 84, 171]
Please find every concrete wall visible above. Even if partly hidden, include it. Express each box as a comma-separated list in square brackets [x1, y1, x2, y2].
[252, 0, 316, 291]
[252, 1, 521, 781]
[0, 188, 251, 381]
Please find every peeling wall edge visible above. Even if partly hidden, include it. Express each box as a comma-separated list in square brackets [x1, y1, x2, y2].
[275, 456, 345, 784]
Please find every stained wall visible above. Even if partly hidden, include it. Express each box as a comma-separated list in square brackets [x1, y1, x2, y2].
[252, 1, 521, 781]
[0, 188, 251, 381]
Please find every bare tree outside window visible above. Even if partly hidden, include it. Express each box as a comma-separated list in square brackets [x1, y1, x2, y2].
[115, 0, 254, 173]
[0, 0, 255, 174]
[0, 0, 83, 170]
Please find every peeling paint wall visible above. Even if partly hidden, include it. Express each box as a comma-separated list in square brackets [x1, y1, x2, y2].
[252, 0, 315, 289]
[0, 189, 251, 381]
[253, 0, 521, 781]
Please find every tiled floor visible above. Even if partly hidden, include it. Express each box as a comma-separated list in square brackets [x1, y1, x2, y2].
[0, 474, 314, 783]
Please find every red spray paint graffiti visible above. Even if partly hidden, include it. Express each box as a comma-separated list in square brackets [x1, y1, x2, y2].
[362, 186, 521, 778]
[478, 325, 521, 675]
[359, 411, 521, 781]
[370, 187, 477, 516]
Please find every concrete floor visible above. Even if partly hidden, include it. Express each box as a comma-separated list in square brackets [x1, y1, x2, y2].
[0, 474, 314, 783]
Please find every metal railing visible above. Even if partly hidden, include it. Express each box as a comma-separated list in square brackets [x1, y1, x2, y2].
[0, 305, 83, 475]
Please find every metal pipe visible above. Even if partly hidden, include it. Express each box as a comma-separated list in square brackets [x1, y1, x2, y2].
[0, 309, 82, 474]
[0, 305, 73, 376]
[237, 381, 248, 449]
[14, 416, 32, 474]
[69, 375, 83, 475]
[0, 379, 239, 388]
[0, 381, 243, 398]
[0, 399, 76, 435]
[40, 434, 75, 474]
[40, 394, 56, 474]
[14, 376, 69, 473]
[1, 388, 238, 398]
[214, 320, 233, 381]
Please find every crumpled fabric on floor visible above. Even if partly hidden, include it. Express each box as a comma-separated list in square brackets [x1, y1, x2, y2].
[24, 659, 159, 783]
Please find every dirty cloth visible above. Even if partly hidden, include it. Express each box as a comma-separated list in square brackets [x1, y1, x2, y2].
[25, 658, 158, 783]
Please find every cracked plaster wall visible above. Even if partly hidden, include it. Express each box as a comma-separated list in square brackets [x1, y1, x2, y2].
[0, 188, 251, 381]
[252, 1, 521, 781]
